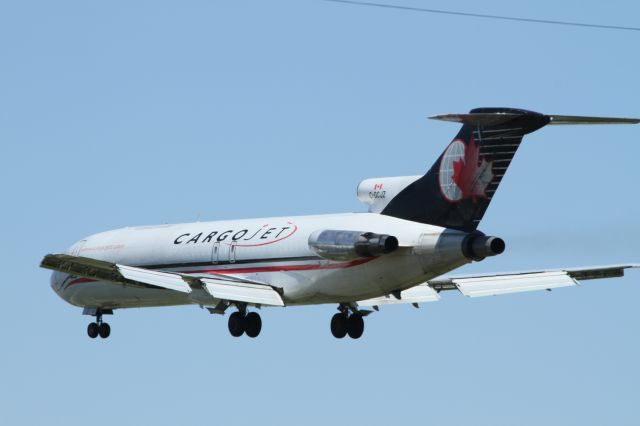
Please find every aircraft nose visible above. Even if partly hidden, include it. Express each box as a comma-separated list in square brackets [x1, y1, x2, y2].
[50, 271, 63, 293]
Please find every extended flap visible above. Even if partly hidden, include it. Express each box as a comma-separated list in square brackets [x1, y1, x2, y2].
[200, 277, 285, 306]
[454, 271, 577, 297]
[358, 283, 440, 306]
[117, 265, 192, 293]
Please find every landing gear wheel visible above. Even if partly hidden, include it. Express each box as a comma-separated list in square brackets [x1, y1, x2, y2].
[98, 322, 111, 339]
[347, 314, 364, 339]
[87, 322, 99, 339]
[228, 311, 245, 337]
[244, 312, 262, 338]
[330, 313, 348, 339]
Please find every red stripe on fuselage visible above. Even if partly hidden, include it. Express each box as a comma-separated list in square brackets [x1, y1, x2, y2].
[181, 257, 374, 275]
[63, 258, 375, 289]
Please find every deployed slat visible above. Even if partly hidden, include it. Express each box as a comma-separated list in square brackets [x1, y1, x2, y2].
[454, 271, 577, 298]
[200, 277, 284, 306]
[41, 253, 121, 282]
[566, 264, 639, 280]
[117, 265, 192, 294]
[358, 284, 440, 306]
[41, 253, 193, 293]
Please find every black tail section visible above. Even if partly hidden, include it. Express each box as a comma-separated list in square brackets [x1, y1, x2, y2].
[381, 108, 550, 232]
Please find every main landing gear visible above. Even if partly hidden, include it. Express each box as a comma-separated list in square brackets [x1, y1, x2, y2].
[330, 305, 365, 339]
[227, 308, 262, 338]
[85, 308, 112, 339]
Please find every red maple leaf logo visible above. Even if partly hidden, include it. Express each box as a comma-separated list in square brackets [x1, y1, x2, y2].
[451, 136, 494, 202]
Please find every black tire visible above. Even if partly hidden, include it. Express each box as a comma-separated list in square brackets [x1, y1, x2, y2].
[347, 314, 364, 339]
[330, 313, 348, 339]
[244, 312, 262, 338]
[228, 311, 245, 337]
[87, 322, 99, 339]
[98, 322, 111, 339]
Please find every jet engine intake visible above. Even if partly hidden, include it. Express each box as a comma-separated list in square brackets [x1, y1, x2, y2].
[309, 230, 399, 261]
[462, 233, 505, 261]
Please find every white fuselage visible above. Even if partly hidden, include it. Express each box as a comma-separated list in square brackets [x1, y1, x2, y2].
[51, 213, 472, 309]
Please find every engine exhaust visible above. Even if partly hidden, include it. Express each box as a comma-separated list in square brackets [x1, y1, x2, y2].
[462, 233, 505, 261]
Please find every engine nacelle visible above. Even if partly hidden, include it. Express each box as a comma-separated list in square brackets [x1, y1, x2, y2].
[461, 233, 505, 261]
[309, 230, 399, 261]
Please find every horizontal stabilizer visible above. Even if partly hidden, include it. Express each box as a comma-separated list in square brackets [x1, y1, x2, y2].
[430, 111, 640, 126]
[429, 112, 522, 126]
[547, 115, 640, 125]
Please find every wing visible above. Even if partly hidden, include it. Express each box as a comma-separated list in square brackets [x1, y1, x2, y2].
[192, 277, 284, 307]
[40, 254, 284, 306]
[358, 264, 638, 307]
[358, 284, 440, 307]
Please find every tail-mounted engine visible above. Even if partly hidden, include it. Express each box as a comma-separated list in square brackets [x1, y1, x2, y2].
[461, 232, 505, 261]
[309, 230, 399, 261]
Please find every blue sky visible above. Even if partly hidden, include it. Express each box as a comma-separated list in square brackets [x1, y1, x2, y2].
[2, 1, 639, 424]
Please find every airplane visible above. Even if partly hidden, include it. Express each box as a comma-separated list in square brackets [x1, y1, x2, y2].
[41, 107, 640, 340]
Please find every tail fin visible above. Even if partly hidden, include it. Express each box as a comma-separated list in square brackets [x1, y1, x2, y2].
[381, 107, 639, 232]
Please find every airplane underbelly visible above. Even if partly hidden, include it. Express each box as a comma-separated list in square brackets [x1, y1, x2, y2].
[277, 254, 427, 304]
[56, 276, 192, 309]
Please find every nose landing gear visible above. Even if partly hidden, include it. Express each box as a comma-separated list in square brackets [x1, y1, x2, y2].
[84, 308, 112, 339]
